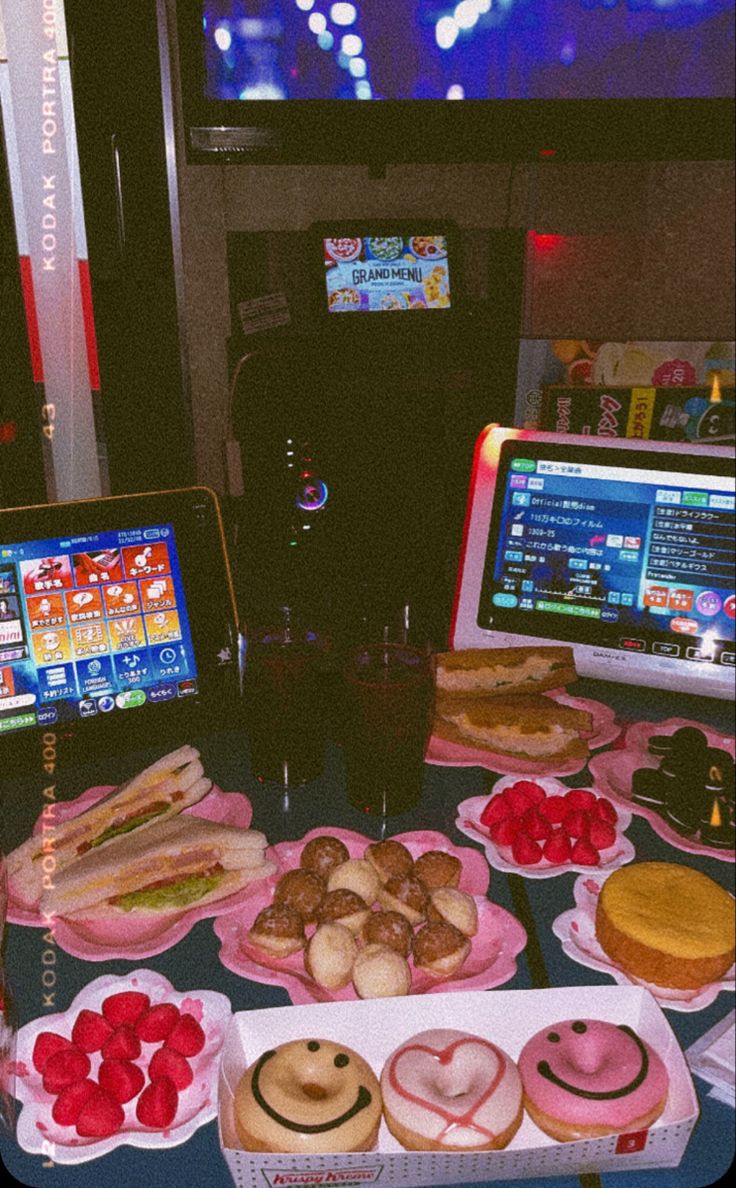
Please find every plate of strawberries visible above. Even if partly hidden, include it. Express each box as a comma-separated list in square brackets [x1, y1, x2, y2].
[456, 776, 635, 878]
[12, 970, 232, 1163]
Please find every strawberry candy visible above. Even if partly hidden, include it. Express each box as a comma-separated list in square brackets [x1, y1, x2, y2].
[571, 838, 601, 866]
[588, 818, 617, 850]
[42, 1046, 91, 1094]
[479, 793, 511, 828]
[102, 1024, 141, 1062]
[565, 788, 597, 812]
[521, 807, 554, 842]
[149, 1046, 193, 1091]
[98, 1058, 145, 1104]
[166, 1013, 205, 1058]
[509, 780, 546, 805]
[71, 1009, 114, 1053]
[136, 1076, 179, 1129]
[562, 809, 590, 840]
[32, 1031, 72, 1074]
[489, 816, 523, 847]
[101, 991, 151, 1029]
[590, 797, 618, 825]
[511, 833, 543, 866]
[504, 786, 535, 816]
[542, 830, 573, 864]
[135, 1003, 180, 1043]
[538, 795, 569, 825]
[75, 1088, 125, 1138]
[51, 1078, 98, 1127]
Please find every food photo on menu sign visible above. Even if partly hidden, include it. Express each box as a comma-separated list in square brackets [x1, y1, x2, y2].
[324, 235, 451, 313]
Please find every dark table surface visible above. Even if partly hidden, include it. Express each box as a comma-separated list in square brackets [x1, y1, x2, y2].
[1, 678, 733, 1188]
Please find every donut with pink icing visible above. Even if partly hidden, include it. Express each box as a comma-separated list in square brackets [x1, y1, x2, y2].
[518, 1018, 669, 1142]
[380, 1028, 523, 1151]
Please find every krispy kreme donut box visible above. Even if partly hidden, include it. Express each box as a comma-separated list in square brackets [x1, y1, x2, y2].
[218, 987, 698, 1187]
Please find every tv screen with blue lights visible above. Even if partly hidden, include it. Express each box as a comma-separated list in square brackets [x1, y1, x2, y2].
[202, 0, 734, 102]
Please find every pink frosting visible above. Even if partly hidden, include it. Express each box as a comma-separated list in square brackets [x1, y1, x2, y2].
[519, 1019, 669, 1129]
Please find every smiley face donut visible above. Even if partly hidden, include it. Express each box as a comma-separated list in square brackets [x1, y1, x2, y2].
[235, 1038, 382, 1153]
[381, 1028, 523, 1151]
[518, 1019, 669, 1142]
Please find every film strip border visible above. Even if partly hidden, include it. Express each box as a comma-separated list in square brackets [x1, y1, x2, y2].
[0, 0, 107, 501]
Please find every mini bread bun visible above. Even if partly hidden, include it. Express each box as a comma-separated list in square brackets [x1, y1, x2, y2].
[300, 836, 350, 881]
[362, 910, 413, 956]
[327, 858, 381, 905]
[426, 888, 478, 937]
[304, 922, 357, 991]
[413, 850, 462, 891]
[364, 840, 413, 885]
[273, 869, 325, 923]
[413, 921, 471, 978]
[352, 944, 412, 999]
[317, 888, 371, 934]
[378, 874, 428, 926]
[247, 904, 306, 958]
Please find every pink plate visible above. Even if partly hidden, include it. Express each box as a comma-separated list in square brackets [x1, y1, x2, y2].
[589, 717, 735, 863]
[426, 690, 621, 778]
[214, 826, 527, 1004]
[6, 785, 271, 961]
[552, 872, 735, 1013]
[456, 776, 635, 879]
[12, 968, 232, 1163]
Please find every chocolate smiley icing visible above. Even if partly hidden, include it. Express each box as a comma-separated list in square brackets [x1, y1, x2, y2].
[251, 1048, 372, 1133]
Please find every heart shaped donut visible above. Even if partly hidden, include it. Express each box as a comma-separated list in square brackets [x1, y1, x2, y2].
[381, 1028, 523, 1151]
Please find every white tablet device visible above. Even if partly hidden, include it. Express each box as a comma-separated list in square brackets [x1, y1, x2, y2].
[450, 428, 735, 700]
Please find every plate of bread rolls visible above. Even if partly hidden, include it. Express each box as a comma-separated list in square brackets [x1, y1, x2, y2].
[214, 828, 527, 1005]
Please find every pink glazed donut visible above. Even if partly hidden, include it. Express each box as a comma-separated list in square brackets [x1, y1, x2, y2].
[381, 1028, 523, 1151]
[518, 1019, 669, 1142]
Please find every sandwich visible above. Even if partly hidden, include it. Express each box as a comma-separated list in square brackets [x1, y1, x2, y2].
[39, 815, 275, 919]
[433, 692, 592, 762]
[434, 646, 578, 699]
[8, 745, 211, 908]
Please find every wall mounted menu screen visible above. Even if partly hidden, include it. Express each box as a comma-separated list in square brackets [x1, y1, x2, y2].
[480, 444, 735, 670]
[0, 524, 198, 735]
[323, 235, 452, 313]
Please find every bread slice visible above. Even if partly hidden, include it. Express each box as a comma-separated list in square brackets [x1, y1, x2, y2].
[433, 693, 592, 761]
[434, 646, 577, 699]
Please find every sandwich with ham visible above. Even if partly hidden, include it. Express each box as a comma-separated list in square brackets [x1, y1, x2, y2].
[433, 692, 593, 763]
[434, 646, 578, 699]
[39, 815, 275, 919]
[8, 745, 211, 909]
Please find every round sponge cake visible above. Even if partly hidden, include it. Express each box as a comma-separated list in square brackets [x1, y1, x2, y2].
[595, 862, 735, 990]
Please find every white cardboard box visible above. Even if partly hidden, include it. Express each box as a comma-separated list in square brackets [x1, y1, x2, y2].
[218, 986, 699, 1188]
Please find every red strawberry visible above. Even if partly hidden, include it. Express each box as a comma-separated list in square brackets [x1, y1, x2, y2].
[98, 1058, 145, 1104]
[101, 991, 151, 1028]
[489, 816, 523, 847]
[571, 838, 601, 866]
[102, 1024, 141, 1062]
[521, 807, 553, 841]
[42, 1046, 91, 1094]
[32, 1031, 72, 1074]
[479, 793, 510, 828]
[588, 818, 617, 850]
[562, 809, 590, 839]
[509, 780, 546, 804]
[542, 829, 573, 864]
[136, 1076, 179, 1129]
[71, 1009, 114, 1053]
[75, 1087, 125, 1138]
[590, 797, 618, 825]
[538, 795, 569, 825]
[504, 786, 534, 816]
[149, 1046, 193, 1090]
[51, 1078, 98, 1127]
[511, 832, 543, 865]
[166, 1014, 205, 1058]
[565, 788, 596, 812]
[135, 1003, 180, 1044]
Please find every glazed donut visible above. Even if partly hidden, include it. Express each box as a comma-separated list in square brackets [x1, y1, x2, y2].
[518, 1018, 669, 1142]
[381, 1028, 523, 1151]
[235, 1038, 382, 1153]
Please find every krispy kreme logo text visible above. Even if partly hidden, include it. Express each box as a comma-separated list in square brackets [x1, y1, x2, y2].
[262, 1168, 383, 1186]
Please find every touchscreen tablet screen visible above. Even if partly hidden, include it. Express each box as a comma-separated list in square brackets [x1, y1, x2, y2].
[323, 233, 452, 313]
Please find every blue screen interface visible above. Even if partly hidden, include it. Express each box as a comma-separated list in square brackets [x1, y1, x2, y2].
[0, 524, 199, 735]
[481, 452, 735, 669]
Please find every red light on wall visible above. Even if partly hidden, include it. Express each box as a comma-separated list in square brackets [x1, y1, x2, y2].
[538, 148, 557, 158]
[0, 421, 18, 445]
[530, 232, 564, 253]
